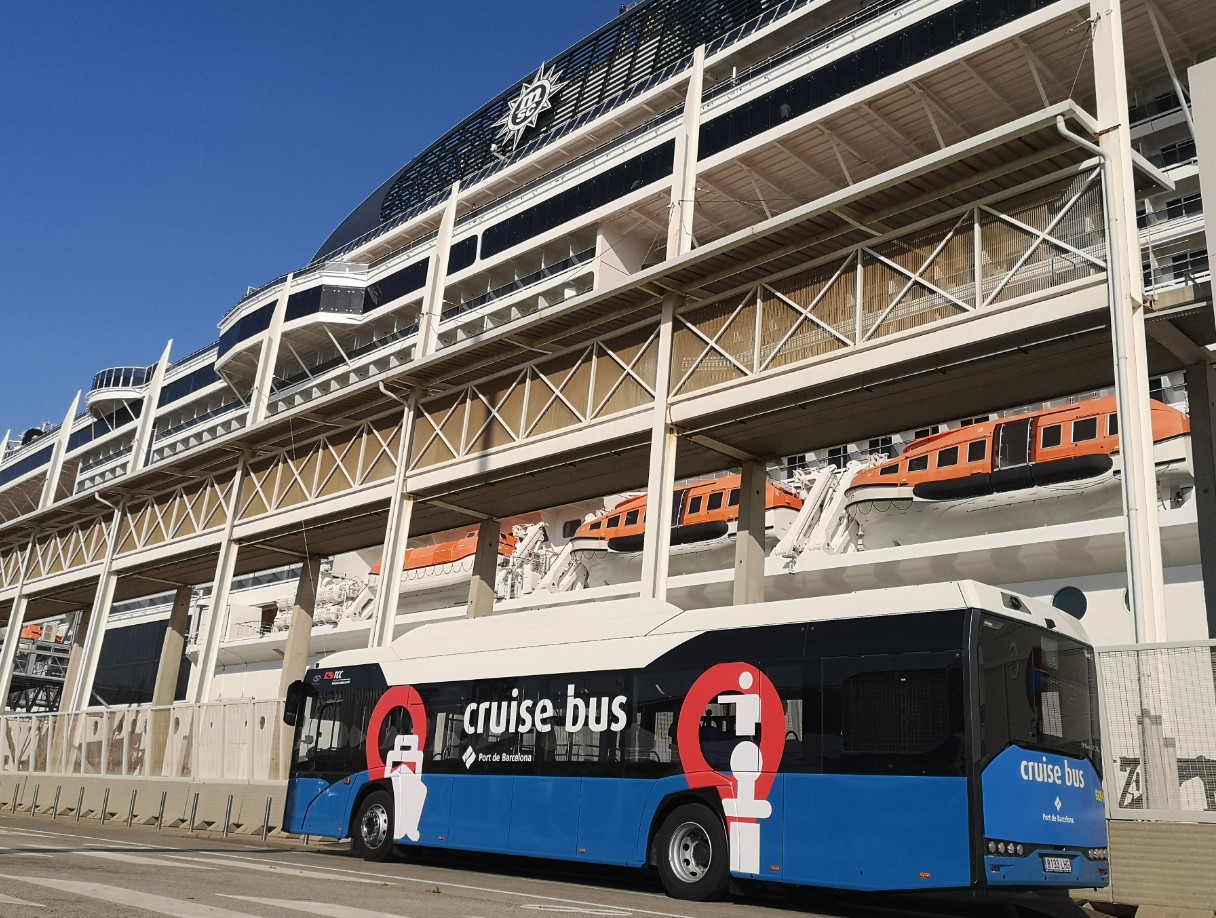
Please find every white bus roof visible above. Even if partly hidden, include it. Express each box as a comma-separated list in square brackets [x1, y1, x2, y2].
[314, 581, 1090, 684]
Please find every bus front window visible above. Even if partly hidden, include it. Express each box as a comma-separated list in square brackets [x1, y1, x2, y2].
[978, 615, 1101, 771]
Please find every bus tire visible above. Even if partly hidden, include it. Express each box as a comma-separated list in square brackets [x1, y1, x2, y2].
[352, 789, 395, 862]
[654, 803, 729, 901]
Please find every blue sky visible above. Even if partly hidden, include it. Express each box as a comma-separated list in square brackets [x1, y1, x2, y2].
[0, 1, 623, 437]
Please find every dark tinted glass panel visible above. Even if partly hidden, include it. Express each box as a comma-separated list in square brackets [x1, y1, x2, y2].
[158, 364, 221, 408]
[1107, 413, 1118, 436]
[688, 495, 703, 513]
[624, 509, 640, 526]
[1072, 417, 1098, 442]
[447, 236, 478, 275]
[1041, 424, 1062, 448]
[607, 516, 621, 528]
[728, 488, 740, 507]
[967, 439, 987, 463]
[0, 445, 54, 488]
[907, 455, 929, 472]
[937, 446, 959, 467]
[218, 302, 275, 357]
[880, 464, 899, 476]
[94, 618, 189, 706]
[365, 258, 430, 314]
[707, 491, 724, 511]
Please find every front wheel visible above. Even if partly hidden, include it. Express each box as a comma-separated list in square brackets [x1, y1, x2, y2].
[654, 803, 729, 901]
[351, 789, 395, 861]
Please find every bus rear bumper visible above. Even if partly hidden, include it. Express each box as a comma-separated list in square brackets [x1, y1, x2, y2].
[983, 854, 1109, 888]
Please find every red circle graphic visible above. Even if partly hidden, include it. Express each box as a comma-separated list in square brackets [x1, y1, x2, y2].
[365, 685, 429, 781]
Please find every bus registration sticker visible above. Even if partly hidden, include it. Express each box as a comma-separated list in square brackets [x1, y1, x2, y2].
[1042, 855, 1073, 874]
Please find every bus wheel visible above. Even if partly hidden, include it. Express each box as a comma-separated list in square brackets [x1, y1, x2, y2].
[654, 803, 729, 901]
[352, 789, 395, 862]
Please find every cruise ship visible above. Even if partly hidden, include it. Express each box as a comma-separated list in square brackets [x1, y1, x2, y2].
[1, 0, 1215, 851]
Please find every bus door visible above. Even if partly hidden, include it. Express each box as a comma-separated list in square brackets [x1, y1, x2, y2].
[991, 418, 1034, 492]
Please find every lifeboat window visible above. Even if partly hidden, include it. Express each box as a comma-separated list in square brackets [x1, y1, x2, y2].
[1041, 424, 1062, 449]
[707, 491, 725, 512]
[1072, 417, 1098, 443]
[688, 495, 703, 515]
[880, 464, 900, 476]
[606, 515, 621, 528]
[967, 440, 986, 463]
[1107, 413, 1118, 436]
[906, 455, 929, 472]
[562, 520, 581, 539]
[589, 520, 602, 531]
[936, 446, 959, 468]
[728, 488, 740, 507]
[624, 509, 640, 526]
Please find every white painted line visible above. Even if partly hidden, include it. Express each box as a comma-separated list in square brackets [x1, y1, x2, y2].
[169, 854, 391, 885]
[0, 875, 254, 917]
[0, 891, 43, 907]
[202, 851, 699, 918]
[78, 849, 217, 870]
[220, 895, 411, 918]
[522, 906, 632, 916]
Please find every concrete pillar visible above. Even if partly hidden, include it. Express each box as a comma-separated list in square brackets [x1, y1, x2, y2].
[248, 273, 294, 426]
[0, 595, 31, 713]
[192, 459, 247, 703]
[127, 339, 174, 475]
[151, 585, 193, 707]
[278, 556, 322, 695]
[418, 182, 461, 360]
[733, 461, 767, 606]
[39, 391, 81, 509]
[640, 48, 704, 604]
[1091, 0, 1168, 641]
[58, 608, 92, 712]
[1186, 361, 1216, 637]
[467, 521, 502, 619]
[370, 390, 421, 648]
[66, 571, 118, 711]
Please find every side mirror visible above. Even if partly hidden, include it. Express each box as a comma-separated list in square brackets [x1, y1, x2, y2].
[284, 679, 306, 727]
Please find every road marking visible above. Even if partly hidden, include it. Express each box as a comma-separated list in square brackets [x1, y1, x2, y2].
[203, 851, 699, 918]
[78, 849, 217, 870]
[169, 854, 391, 885]
[220, 895, 411, 918]
[522, 906, 631, 916]
[0, 875, 255, 917]
[0, 845, 51, 858]
[0, 891, 43, 907]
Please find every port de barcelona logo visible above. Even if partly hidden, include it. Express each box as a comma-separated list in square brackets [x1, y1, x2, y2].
[497, 62, 565, 149]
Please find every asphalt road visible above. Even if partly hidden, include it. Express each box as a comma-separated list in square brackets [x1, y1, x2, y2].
[0, 812, 1086, 918]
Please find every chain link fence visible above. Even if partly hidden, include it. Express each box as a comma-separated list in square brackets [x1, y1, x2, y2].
[1099, 641, 1216, 822]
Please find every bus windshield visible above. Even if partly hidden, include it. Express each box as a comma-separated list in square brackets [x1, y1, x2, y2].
[977, 614, 1101, 772]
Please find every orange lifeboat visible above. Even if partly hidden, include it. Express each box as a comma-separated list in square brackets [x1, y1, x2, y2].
[844, 396, 1191, 549]
[370, 529, 517, 576]
[572, 474, 802, 552]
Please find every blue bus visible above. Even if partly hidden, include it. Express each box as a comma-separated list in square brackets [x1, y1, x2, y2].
[283, 582, 1109, 901]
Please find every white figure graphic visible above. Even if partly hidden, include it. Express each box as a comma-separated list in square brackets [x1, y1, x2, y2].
[715, 671, 770, 874]
[385, 734, 427, 842]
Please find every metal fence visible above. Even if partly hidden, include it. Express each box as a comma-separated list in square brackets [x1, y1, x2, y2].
[0, 699, 285, 782]
[1099, 641, 1216, 823]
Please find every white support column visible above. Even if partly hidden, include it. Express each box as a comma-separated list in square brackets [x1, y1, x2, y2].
[0, 542, 34, 712]
[248, 273, 294, 426]
[1186, 361, 1216, 638]
[369, 389, 421, 648]
[733, 460, 767, 606]
[151, 585, 193, 707]
[191, 459, 247, 703]
[467, 520, 502, 619]
[640, 47, 705, 603]
[65, 500, 128, 711]
[58, 608, 91, 714]
[278, 555, 323, 695]
[39, 391, 81, 510]
[418, 182, 461, 360]
[1092, 0, 1168, 642]
[127, 339, 174, 475]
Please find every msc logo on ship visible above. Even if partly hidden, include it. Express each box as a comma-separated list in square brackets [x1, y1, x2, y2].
[497, 62, 565, 149]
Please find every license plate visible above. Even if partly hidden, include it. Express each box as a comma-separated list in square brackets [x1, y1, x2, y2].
[1042, 855, 1073, 874]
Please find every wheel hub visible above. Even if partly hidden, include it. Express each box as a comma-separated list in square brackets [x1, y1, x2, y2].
[667, 821, 712, 884]
[360, 802, 389, 849]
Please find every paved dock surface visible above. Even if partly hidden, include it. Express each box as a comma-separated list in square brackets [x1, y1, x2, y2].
[0, 813, 1083, 918]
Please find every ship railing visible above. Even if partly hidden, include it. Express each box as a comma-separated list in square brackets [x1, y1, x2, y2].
[0, 698, 286, 783]
[1099, 640, 1216, 824]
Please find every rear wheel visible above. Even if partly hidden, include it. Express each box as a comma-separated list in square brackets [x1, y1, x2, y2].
[352, 789, 395, 861]
[654, 803, 729, 901]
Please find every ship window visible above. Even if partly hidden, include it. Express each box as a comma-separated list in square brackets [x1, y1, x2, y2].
[589, 520, 602, 531]
[1041, 424, 1062, 449]
[967, 440, 986, 463]
[707, 492, 725, 512]
[936, 446, 959, 468]
[728, 488, 740, 507]
[688, 495, 703, 515]
[907, 456, 929, 472]
[562, 520, 581, 539]
[1107, 414, 1118, 437]
[606, 515, 621, 529]
[880, 464, 900, 476]
[624, 509, 640, 526]
[1072, 417, 1098, 443]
